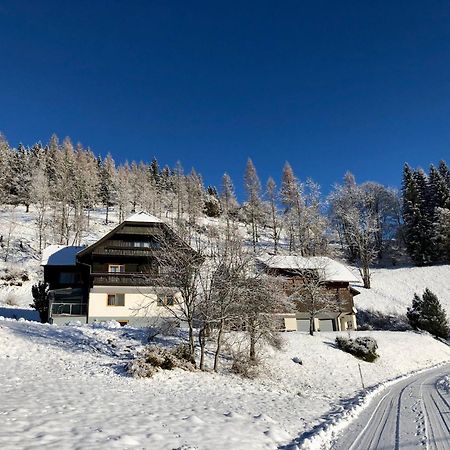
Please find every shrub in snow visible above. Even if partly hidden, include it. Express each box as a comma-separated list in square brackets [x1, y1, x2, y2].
[2, 267, 29, 283]
[30, 281, 49, 323]
[335, 336, 379, 362]
[231, 353, 260, 379]
[407, 288, 449, 339]
[127, 345, 196, 378]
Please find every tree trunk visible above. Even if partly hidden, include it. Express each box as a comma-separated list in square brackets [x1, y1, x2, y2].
[188, 320, 196, 366]
[249, 326, 256, 361]
[361, 266, 371, 289]
[213, 319, 224, 372]
[105, 204, 109, 225]
[309, 316, 314, 336]
[198, 327, 206, 370]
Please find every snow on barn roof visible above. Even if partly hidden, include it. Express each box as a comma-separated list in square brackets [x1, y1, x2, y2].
[41, 245, 85, 266]
[124, 211, 163, 223]
[257, 254, 360, 283]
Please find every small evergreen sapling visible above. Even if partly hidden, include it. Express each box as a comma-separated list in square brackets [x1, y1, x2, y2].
[30, 281, 50, 323]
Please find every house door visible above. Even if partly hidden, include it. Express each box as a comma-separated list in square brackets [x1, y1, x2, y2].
[296, 319, 310, 332]
[319, 319, 335, 332]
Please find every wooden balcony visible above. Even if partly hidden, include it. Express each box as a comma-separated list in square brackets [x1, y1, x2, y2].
[91, 272, 161, 286]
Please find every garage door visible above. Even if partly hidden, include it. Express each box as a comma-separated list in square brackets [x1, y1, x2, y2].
[296, 319, 310, 332]
[319, 319, 335, 332]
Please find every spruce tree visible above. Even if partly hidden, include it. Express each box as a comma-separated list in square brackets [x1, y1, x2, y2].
[408, 289, 449, 339]
[406, 292, 423, 329]
[402, 164, 432, 265]
[421, 288, 449, 339]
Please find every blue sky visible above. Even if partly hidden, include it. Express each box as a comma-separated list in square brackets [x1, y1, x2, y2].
[1, 1, 450, 196]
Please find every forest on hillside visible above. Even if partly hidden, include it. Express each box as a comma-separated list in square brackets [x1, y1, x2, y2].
[1, 133, 450, 288]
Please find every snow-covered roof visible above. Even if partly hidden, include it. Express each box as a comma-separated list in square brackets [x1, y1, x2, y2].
[41, 245, 85, 266]
[258, 255, 360, 283]
[124, 211, 163, 223]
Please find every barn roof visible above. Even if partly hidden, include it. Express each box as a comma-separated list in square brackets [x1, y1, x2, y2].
[41, 245, 85, 266]
[257, 254, 360, 283]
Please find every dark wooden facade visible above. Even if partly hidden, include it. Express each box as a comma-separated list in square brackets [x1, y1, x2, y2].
[267, 266, 358, 314]
[44, 213, 193, 323]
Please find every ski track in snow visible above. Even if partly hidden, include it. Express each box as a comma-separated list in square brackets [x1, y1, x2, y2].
[326, 364, 450, 450]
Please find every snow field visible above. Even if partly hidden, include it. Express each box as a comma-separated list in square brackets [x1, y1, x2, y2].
[354, 264, 450, 318]
[1, 318, 450, 449]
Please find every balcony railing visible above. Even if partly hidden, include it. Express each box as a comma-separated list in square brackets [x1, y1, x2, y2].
[91, 272, 160, 286]
[51, 302, 87, 316]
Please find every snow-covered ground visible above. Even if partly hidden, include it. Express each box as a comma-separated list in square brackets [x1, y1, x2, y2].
[1, 318, 450, 450]
[354, 264, 450, 318]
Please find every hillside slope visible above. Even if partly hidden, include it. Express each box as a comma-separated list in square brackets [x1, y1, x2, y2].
[354, 265, 450, 318]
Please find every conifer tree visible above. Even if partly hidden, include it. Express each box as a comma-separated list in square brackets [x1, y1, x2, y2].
[244, 158, 262, 252]
[402, 164, 432, 265]
[266, 177, 280, 253]
[407, 289, 449, 339]
[99, 153, 117, 225]
[204, 186, 221, 217]
[0, 133, 13, 204]
[220, 173, 239, 243]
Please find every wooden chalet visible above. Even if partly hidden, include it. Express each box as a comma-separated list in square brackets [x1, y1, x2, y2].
[258, 255, 360, 332]
[42, 212, 193, 326]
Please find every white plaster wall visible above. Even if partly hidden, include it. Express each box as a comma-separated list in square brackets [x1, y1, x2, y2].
[88, 287, 180, 319]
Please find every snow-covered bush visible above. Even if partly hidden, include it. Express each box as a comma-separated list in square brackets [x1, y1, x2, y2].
[231, 353, 260, 379]
[127, 345, 196, 378]
[1, 267, 29, 284]
[335, 336, 379, 362]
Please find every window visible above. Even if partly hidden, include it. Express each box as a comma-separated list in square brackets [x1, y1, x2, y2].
[107, 294, 125, 306]
[157, 295, 175, 306]
[108, 265, 125, 273]
[133, 241, 151, 248]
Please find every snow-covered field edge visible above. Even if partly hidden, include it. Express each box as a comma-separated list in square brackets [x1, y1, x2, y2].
[289, 356, 450, 450]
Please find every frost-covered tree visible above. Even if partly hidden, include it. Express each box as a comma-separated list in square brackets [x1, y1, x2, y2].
[99, 153, 117, 225]
[220, 173, 239, 242]
[10, 144, 32, 211]
[115, 163, 133, 222]
[52, 137, 76, 244]
[30, 148, 51, 251]
[186, 169, 204, 230]
[243, 158, 262, 251]
[329, 173, 382, 288]
[266, 177, 281, 253]
[0, 133, 13, 204]
[280, 162, 304, 253]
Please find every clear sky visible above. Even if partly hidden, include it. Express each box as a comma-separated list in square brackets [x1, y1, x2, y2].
[1, 1, 450, 196]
